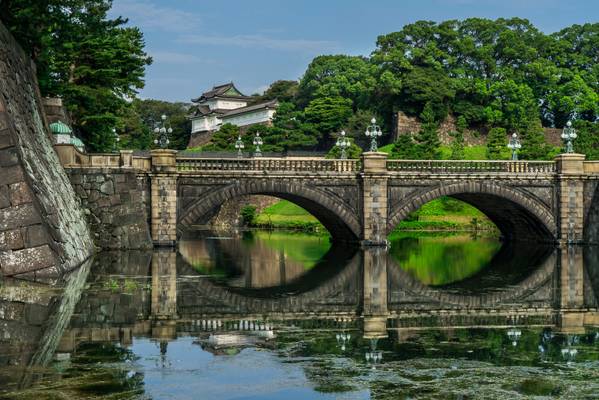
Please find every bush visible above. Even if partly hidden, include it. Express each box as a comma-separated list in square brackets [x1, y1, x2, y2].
[240, 205, 257, 226]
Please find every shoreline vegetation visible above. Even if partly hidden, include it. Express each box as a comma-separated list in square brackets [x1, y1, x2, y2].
[240, 197, 499, 236]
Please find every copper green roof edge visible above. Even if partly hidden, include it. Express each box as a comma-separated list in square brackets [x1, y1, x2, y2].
[70, 137, 85, 148]
[49, 120, 72, 134]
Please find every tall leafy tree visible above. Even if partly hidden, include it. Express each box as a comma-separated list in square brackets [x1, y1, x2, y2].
[1, 0, 151, 152]
[297, 55, 376, 109]
[257, 80, 298, 103]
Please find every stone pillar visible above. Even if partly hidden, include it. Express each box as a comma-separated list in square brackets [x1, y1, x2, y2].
[362, 248, 388, 339]
[150, 149, 178, 247]
[361, 152, 389, 246]
[151, 249, 178, 340]
[557, 245, 585, 333]
[555, 153, 586, 244]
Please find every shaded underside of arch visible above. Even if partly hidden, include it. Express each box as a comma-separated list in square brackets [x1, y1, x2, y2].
[179, 181, 361, 243]
[387, 182, 557, 243]
[387, 247, 557, 308]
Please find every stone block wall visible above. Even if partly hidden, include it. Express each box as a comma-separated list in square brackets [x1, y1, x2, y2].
[66, 168, 153, 250]
[0, 21, 93, 277]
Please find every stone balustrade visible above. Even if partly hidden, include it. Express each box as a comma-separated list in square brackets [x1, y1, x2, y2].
[386, 159, 557, 174]
[176, 157, 360, 173]
[54, 144, 151, 171]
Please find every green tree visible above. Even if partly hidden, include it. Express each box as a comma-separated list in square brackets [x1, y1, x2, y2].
[297, 55, 376, 109]
[414, 103, 441, 159]
[1, 0, 151, 152]
[131, 99, 191, 150]
[303, 96, 353, 146]
[574, 120, 599, 160]
[203, 123, 240, 151]
[519, 123, 552, 160]
[390, 134, 417, 159]
[449, 131, 465, 160]
[257, 80, 298, 103]
[486, 127, 507, 160]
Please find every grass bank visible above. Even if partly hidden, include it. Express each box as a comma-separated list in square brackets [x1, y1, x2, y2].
[249, 197, 497, 234]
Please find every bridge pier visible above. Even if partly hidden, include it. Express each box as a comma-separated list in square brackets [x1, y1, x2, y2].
[362, 248, 388, 338]
[556, 154, 586, 244]
[150, 150, 178, 247]
[151, 249, 178, 340]
[361, 152, 389, 246]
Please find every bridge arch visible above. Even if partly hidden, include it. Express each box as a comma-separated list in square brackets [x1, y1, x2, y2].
[387, 181, 557, 242]
[387, 248, 556, 308]
[178, 179, 361, 242]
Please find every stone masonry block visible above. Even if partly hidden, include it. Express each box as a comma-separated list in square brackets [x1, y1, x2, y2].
[0, 147, 18, 167]
[0, 165, 24, 186]
[0, 244, 57, 275]
[0, 186, 9, 209]
[9, 182, 32, 205]
[0, 203, 41, 231]
[22, 224, 48, 248]
[0, 229, 23, 250]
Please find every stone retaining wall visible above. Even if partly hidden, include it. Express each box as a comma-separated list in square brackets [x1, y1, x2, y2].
[66, 168, 153, 250]
[0, 21, 93, 277]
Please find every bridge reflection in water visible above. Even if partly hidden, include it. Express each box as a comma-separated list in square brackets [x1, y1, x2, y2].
[1, 235, 599, 397]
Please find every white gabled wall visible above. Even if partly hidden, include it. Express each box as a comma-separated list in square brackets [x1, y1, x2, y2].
[222, 109, 275, 127]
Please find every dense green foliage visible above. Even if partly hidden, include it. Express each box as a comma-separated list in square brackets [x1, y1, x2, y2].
[1, 0, 152, 152]
[4, 6, 597, 157]
[202, 18, 598, 159]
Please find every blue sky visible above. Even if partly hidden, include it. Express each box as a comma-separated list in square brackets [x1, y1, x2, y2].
[109, 0, 599, 102]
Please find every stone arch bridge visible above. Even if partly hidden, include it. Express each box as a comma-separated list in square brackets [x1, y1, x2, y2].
[56, 146, 599, 246]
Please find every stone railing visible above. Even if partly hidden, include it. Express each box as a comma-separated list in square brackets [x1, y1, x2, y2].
[386, 160, 557, 174]
[54, 144, 151, 171]
[584, 161, 599, 174]
[176, 157, 360, 173]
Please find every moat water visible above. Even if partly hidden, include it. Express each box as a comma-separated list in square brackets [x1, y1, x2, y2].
[1, 230, 598, 399]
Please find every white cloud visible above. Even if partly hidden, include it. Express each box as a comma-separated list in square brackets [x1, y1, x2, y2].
[110, 0, 200, 33]
[179, 34, 338, 52]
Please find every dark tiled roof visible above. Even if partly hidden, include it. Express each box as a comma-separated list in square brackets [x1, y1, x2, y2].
[191, 82, 250, 103]
[222, 100, 278, 118]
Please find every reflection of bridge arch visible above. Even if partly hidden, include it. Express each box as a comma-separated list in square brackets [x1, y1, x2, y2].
[177, 252, 362, 315]
[387, 250, 557, 308]
[387, 182, 557, 242]
[178, 179, 360, 242]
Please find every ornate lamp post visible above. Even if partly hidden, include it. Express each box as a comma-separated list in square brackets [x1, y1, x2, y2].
[365, 118, 382, 152]
[336, 130, 351, 159]
[235, 135, 245, 158]
[112, 128, 120, 152]
[507, 133, 521, 160]
[561, 121, 577, 153]
[253, 131, 263, 157]
[153, 114, 173, 149]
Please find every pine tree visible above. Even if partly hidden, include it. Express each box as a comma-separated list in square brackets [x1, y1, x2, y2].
[415, 103, 441, 159]
[391, 134, 417, 159]
[449, 131, 465, 160]
[486, 127, 507, 159]
[520, 123, 552, 160]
